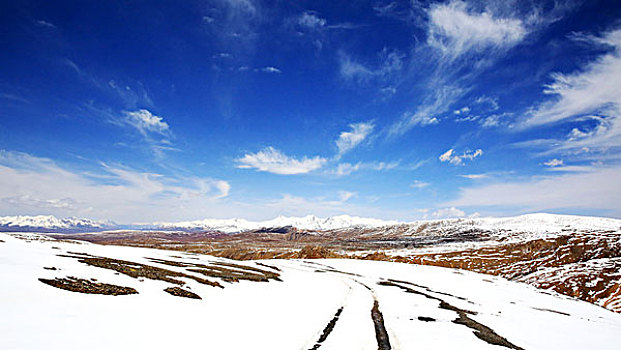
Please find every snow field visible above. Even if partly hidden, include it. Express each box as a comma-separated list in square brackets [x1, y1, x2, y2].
[2, 232, 620, 350]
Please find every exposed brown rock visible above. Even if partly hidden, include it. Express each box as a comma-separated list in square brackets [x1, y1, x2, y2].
[39, 276, 138, 295]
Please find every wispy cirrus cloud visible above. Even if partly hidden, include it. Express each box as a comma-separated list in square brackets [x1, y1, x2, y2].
[261, 66, 281, 73]
[339, 49, 404, 85]
[427, 0, 526, 60]
[439, 148, 483, 165]
[202, 0, 261, 41]
[333, 162, 361, 177]
[459, 173, 488, 179]
[387, 89, 447, 136]
[0, 93, 30, 104]
[236, 147, 326, 175]
[297, 11, 326, 29]
[0, 150, 231, 222]
[35, 20, 57, 29]
[335, 122, 375, 157]
[517, 28, 621, 162]
[387, 0, 553, 137]
[410, 180, 430, 189]
[332, 160, 400, 177]
[338, 190, 357, 202]
[446, 164, 621, 216]
[120, 109, 176, 157]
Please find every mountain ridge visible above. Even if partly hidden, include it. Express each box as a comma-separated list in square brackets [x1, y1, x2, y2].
[2, 213, 620, 233]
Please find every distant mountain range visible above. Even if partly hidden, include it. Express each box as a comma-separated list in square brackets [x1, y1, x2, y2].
[2, 213, 620, 234]
[0, 215, 113, 232]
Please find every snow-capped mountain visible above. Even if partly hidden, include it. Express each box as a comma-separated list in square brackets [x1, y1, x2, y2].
[155, 212, 621, 234]
[445, 213, 621, 234]
[154, 214, 400, 233]
[2, 213, 620, 234]
[0, 215, 113, 232]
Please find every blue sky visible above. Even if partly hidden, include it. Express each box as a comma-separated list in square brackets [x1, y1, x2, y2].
[1, 0, 621, 223]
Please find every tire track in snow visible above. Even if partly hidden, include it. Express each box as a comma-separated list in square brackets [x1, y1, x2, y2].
[307, 307, 344, 350]
[371, 299, 392, 350]
[379, 280, 524, 350]
[279, 261, 355, 350]
[309, 264, 393, 350]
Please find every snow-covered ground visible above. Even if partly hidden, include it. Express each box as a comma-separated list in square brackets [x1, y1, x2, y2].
[1, 232, 619, 349]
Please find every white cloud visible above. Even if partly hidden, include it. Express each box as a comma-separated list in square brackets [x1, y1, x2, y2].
[475, 95, 499, 110]
[388, 85, 458, 136]
[0, 93, 29, 104]
[236, 147, 326, 175]
[0, 150, 230, 223]
[334, 162, 361, 177]
[298, 12, 326, 28]
[124, 109, 170, 136]
[211, 180, 231, 199]
[439, 149, 456, 163]
[427, 0, 526, 59]
[339, 57, 373, 82]
[332, 160, 400, 177]
[393, 112, 439, 132]
[439, 148, 483, 165]
[222, 0, 257, 14]
[544, 158, 564, 167]
[339, 49, 404, 84]
[261, 66, 281, 73]
[200, 0, 262, 55]
[338, 190, 356, 202]
[410, 180, 430, 189]
[519, 28, 621, 160]
[524, 30, 621, 127]
[547, 165, 595, 173]
[373, 161, 400, 171]
[480, 113, 508, 128]
[36, 20, 56, 28]
[453, 106, 470, 115]
[446, 165, 621, 216]
[336, 122, 375, 156]
[388, 2, 559, 138]
[460, 174, 488, 179]
[432, 207, 466, 218]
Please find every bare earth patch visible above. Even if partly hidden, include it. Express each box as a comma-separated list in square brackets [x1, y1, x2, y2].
[371, 299, 392, 350]
[39, 276, 138, 295]
[308, 306, 344, 350]
[163, 286, 202, 299]
[59, 253, 223, 288]
[148, 257, 281, 283]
